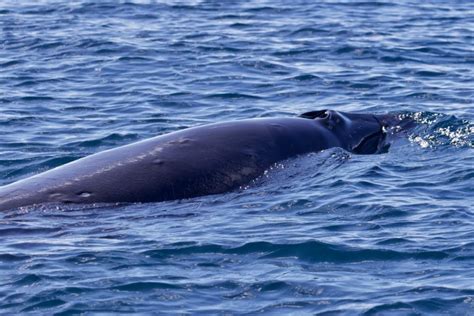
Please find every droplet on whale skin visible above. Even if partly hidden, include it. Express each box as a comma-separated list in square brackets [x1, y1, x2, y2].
[78, 192, 92, 198]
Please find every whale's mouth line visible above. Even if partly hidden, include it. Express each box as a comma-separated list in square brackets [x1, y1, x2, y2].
[352, 130, 387, 154]
[351, 115, 388, 154]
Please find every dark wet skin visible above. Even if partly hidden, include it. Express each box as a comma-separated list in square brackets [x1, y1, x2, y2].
[0, 110, 409, 211]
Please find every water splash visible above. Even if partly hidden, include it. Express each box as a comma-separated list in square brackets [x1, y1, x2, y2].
[406, 112, 474, 149]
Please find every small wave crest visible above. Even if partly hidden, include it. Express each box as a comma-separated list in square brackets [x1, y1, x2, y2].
[398, 112, 473, 149]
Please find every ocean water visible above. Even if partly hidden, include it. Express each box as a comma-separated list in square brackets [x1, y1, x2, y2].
[0, 0, 473, 314]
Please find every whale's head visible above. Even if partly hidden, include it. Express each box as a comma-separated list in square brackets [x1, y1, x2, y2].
[300, 109, 410, 154]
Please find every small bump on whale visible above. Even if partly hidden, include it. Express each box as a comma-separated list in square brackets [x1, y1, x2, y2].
[168, 138, 192, 145]
[153, 159, 165, 165]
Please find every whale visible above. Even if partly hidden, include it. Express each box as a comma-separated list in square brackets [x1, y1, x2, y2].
[0, 110, 409, 211]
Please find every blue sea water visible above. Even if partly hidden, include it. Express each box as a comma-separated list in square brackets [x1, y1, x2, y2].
[0, 0, 473, 314]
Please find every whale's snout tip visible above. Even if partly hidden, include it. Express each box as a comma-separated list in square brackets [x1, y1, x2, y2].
[376, 113, 417, 134]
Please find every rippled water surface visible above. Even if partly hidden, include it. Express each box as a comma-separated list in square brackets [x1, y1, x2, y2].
[1, 0, 473, 314]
